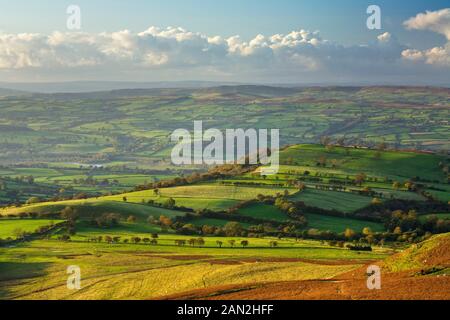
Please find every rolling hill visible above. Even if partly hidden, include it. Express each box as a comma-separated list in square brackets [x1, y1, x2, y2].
[157, 233, 450, 300]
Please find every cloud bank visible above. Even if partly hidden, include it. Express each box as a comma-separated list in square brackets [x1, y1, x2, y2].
[402, 8, 450, 67]
[0, 8, 449, 84]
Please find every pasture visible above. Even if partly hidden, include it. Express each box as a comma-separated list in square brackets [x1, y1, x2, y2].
[0, 219, 62, 239]
[304, 214, 385, 233]
[102, 184, 297, 211]
[0, 235, 390, 300]
[290, 189, 373, 212]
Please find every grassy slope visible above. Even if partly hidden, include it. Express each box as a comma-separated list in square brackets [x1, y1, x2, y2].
[1, 145, 447, 234]
[383, 233, 450, 272]
[0, 236, 389, 300]
[102, 184, 296, 211]
[0, 219, 63, 238]
[280, 144, 446, 182]
[419, 213, 450, 222]
[0, 200, 184, 220]
[290, 189, 373, 212]
[304, 213, 384, 233]
[237, 203, 290, 222]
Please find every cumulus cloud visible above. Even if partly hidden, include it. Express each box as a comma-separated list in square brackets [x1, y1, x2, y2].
[402, 8, 450, 67]
[0, 21, 448, 83]
[404, 8, 450, 40]
[377, 32, 392, 42]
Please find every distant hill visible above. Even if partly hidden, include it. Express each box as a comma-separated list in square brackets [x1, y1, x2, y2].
[0, 88, 29, 97]
[0, 81, 243, 94]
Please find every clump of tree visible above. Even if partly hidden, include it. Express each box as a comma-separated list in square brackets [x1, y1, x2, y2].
[385, 210, 420, 233]
[90, 213, 121, 229]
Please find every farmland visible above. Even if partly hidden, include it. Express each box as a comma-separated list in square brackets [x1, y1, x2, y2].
[0, 236, 389, 300]
[0, 219, 63, 238]
[0, 85, 448, 300]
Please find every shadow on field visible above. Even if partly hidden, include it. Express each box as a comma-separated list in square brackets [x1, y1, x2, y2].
[0, 262, 52, 299]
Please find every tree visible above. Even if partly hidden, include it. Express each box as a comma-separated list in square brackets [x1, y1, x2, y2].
[132, 237, 141, 244]
[12, 228, 25, 239]
[61, 207, 79, 222]
[392, 181, 401, 190]
[159, 215, 173, 227]
[164, 198, 176, 209]
[127, 215, 137, 223]
[175, 240, 185, 246]
[26, 197, 40, 205]
[216, 240, 223, 248]
[151, 233, 159, 239]
[344, 228, 356, 240]
[224, 222, 243, 237]
[122, 196, 127, 202]
[371, 198, 382, 205]
[404, 181, 415, 191]
[228, 239, 236, 248]
[320, 136, 331, 146]
[354, 173, 367, 186]
[202, 225, 216, 235]
[362, 227, 373, 236]
[269, 241, 278, 248]
[196, 238, 205, 247]
[241, 240, 249, 248]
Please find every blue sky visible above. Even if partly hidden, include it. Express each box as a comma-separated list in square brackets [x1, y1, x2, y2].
[0, 0, 449, 84]
[0, 0, 447, 46]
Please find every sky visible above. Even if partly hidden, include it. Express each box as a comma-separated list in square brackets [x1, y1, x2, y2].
[0, 0, 449, 85]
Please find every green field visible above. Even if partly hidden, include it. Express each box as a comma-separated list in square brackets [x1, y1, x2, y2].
[0, 85, 448, 300]
[290, 189, 373, 212]
[304, 213, 385, 233]
[0, 236, 390, 300]
[280, 144, 447, 182]
[0, 200, 185, 220]
[0, 219, 63, 238]
[237, 203, 290, 222]
[181, 218, 252, 228]
[102, 184, 296, 211]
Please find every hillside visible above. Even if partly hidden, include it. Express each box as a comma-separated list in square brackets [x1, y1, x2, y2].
[383, 232, 450, 273]
[1, 144, 448, 237]
[158, 233, 450, 300]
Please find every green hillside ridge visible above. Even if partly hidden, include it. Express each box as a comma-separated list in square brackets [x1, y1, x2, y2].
[383, 233, 450, 273]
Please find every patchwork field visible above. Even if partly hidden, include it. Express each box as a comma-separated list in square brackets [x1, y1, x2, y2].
[102, 184, 297, 211]
[0, 86, 448, 300]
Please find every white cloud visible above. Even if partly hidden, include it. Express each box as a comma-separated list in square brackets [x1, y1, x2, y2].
[0, 23, 448, 83]
[402, 8, 450, 67]
[404, 8, 450, 40]
[377, 32, 392, 43]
